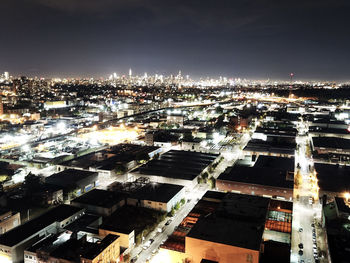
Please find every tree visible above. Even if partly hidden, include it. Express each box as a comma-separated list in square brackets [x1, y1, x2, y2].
[214, 115, 225, 129]
[115, 164, 127, 175]
[202, 172, 209, 180]
[123, 254, 130, 263]
[24, 172, 42, 193]
[183, 132, 194, 142]
[136, 152, 150, 164]
[180, 198, 186, 205]
[169, 207, 176, 216]
[215, 106, 224, 114]
[207, 177, 216, 189]
[197, 177, 204, 184]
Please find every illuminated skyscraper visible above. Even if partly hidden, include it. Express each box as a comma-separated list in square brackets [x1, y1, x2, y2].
[0, 97, 3, 115]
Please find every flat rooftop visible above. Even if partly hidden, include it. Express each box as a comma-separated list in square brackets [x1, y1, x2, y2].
[309, 126, 349, 135]
[26, 232, 70, 254]
[65, 213, 101, 234]
[130, 183, 184, 203]
[187, 193, 269, 251]
[315, 163, 350, 193]
[335, 197, 350, 215]
[100, 205, 164, 235]
[255, 127, 297, 137]
[45, 169, 97, 187]
[244, 139, 296, 155]
[218, 156, 294, 189]
[81, 234, 119, 260]
[0, 205, 83, 247]
[60, 144, 159, 170]
[324, 202, 350, 263]
[137, 150, 219, 181]
[312, 137, 350, 150]
[254, 155, 295, 172]
[71, 189, 125, 208]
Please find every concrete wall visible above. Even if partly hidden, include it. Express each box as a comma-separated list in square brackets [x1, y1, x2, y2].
[71, 200, 124, 217]
[181, 142, 201, 152]
[0, 212, 20, 235]
[81, 236, 120, 263]
[216, 180, 293, 201]
[131, 173, 197, 189]
[127, 187, 184, 213]
[185, 236, 260, 263]
[23, 250, 37, 263]
[99, 229, 135, 249]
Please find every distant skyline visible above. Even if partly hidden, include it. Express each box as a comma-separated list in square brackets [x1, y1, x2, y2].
[1, 0, 350, 81]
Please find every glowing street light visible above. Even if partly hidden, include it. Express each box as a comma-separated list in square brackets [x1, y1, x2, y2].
[344, 192, 350, 202]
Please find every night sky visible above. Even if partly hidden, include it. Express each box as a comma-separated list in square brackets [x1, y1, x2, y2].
[1, 0, 350, 80]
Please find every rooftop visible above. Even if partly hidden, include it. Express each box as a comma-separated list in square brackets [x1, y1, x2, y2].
[71, 189, 125, 208]
[81, 234, 119, 260]
[312, 137, 350, 150]
[100, 205, 164, 235]
[45, 169, 97, 187]
[335, 197, 350, 215]
[187, 193, 269, 250]
[324, 202, 350, 263]
[255, 126, 297, 137]
[130, 183, 184, 203]
[315, 163, 350, 193]
[244, 139, 296, 155]
[64, 213, 101, 234]
[254, 155, 295, 172]
[218, 156, 294, 189]
[60, 144, 159, 170]
[137, 150, 219, 181]
[0, 205, 83, 247]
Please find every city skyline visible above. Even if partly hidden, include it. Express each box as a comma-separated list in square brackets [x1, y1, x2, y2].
[1, 0, 350, 80]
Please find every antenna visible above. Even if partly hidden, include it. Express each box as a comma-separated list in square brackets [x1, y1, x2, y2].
[290, 73, 294, 83]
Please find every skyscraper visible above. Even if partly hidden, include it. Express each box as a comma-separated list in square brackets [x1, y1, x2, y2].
[0, 96, 3, 115]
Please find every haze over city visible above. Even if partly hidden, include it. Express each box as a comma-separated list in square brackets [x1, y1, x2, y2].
[0, 1, 350, 263]
[1, 0, 350, 80]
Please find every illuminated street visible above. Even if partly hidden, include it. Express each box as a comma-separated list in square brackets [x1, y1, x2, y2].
[291, 119, 326, 263]
[0, 1, 349, 260]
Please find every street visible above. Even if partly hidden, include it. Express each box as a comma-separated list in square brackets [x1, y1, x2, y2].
[132, 184, 209, 263]
[291, 120, 328, 263]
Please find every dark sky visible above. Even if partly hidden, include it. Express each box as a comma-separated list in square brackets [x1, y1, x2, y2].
[1, 0, 350, 80]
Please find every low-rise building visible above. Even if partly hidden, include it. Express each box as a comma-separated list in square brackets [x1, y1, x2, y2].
[127, 183, 185, 212]
[315, 162, 350, 199]
[167, 114, 185, 126]
[0, 210, 20, 235]
[160, 191, 292, 263]
[312, 136, 350, 156]
[45, 169, 98, 200]
[24, 233, 121, 263]
[216, 156, 294, 201]
[132, 150, 219, 188]
[71, 189, 126, 217]
[0, 205, 85, 263]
